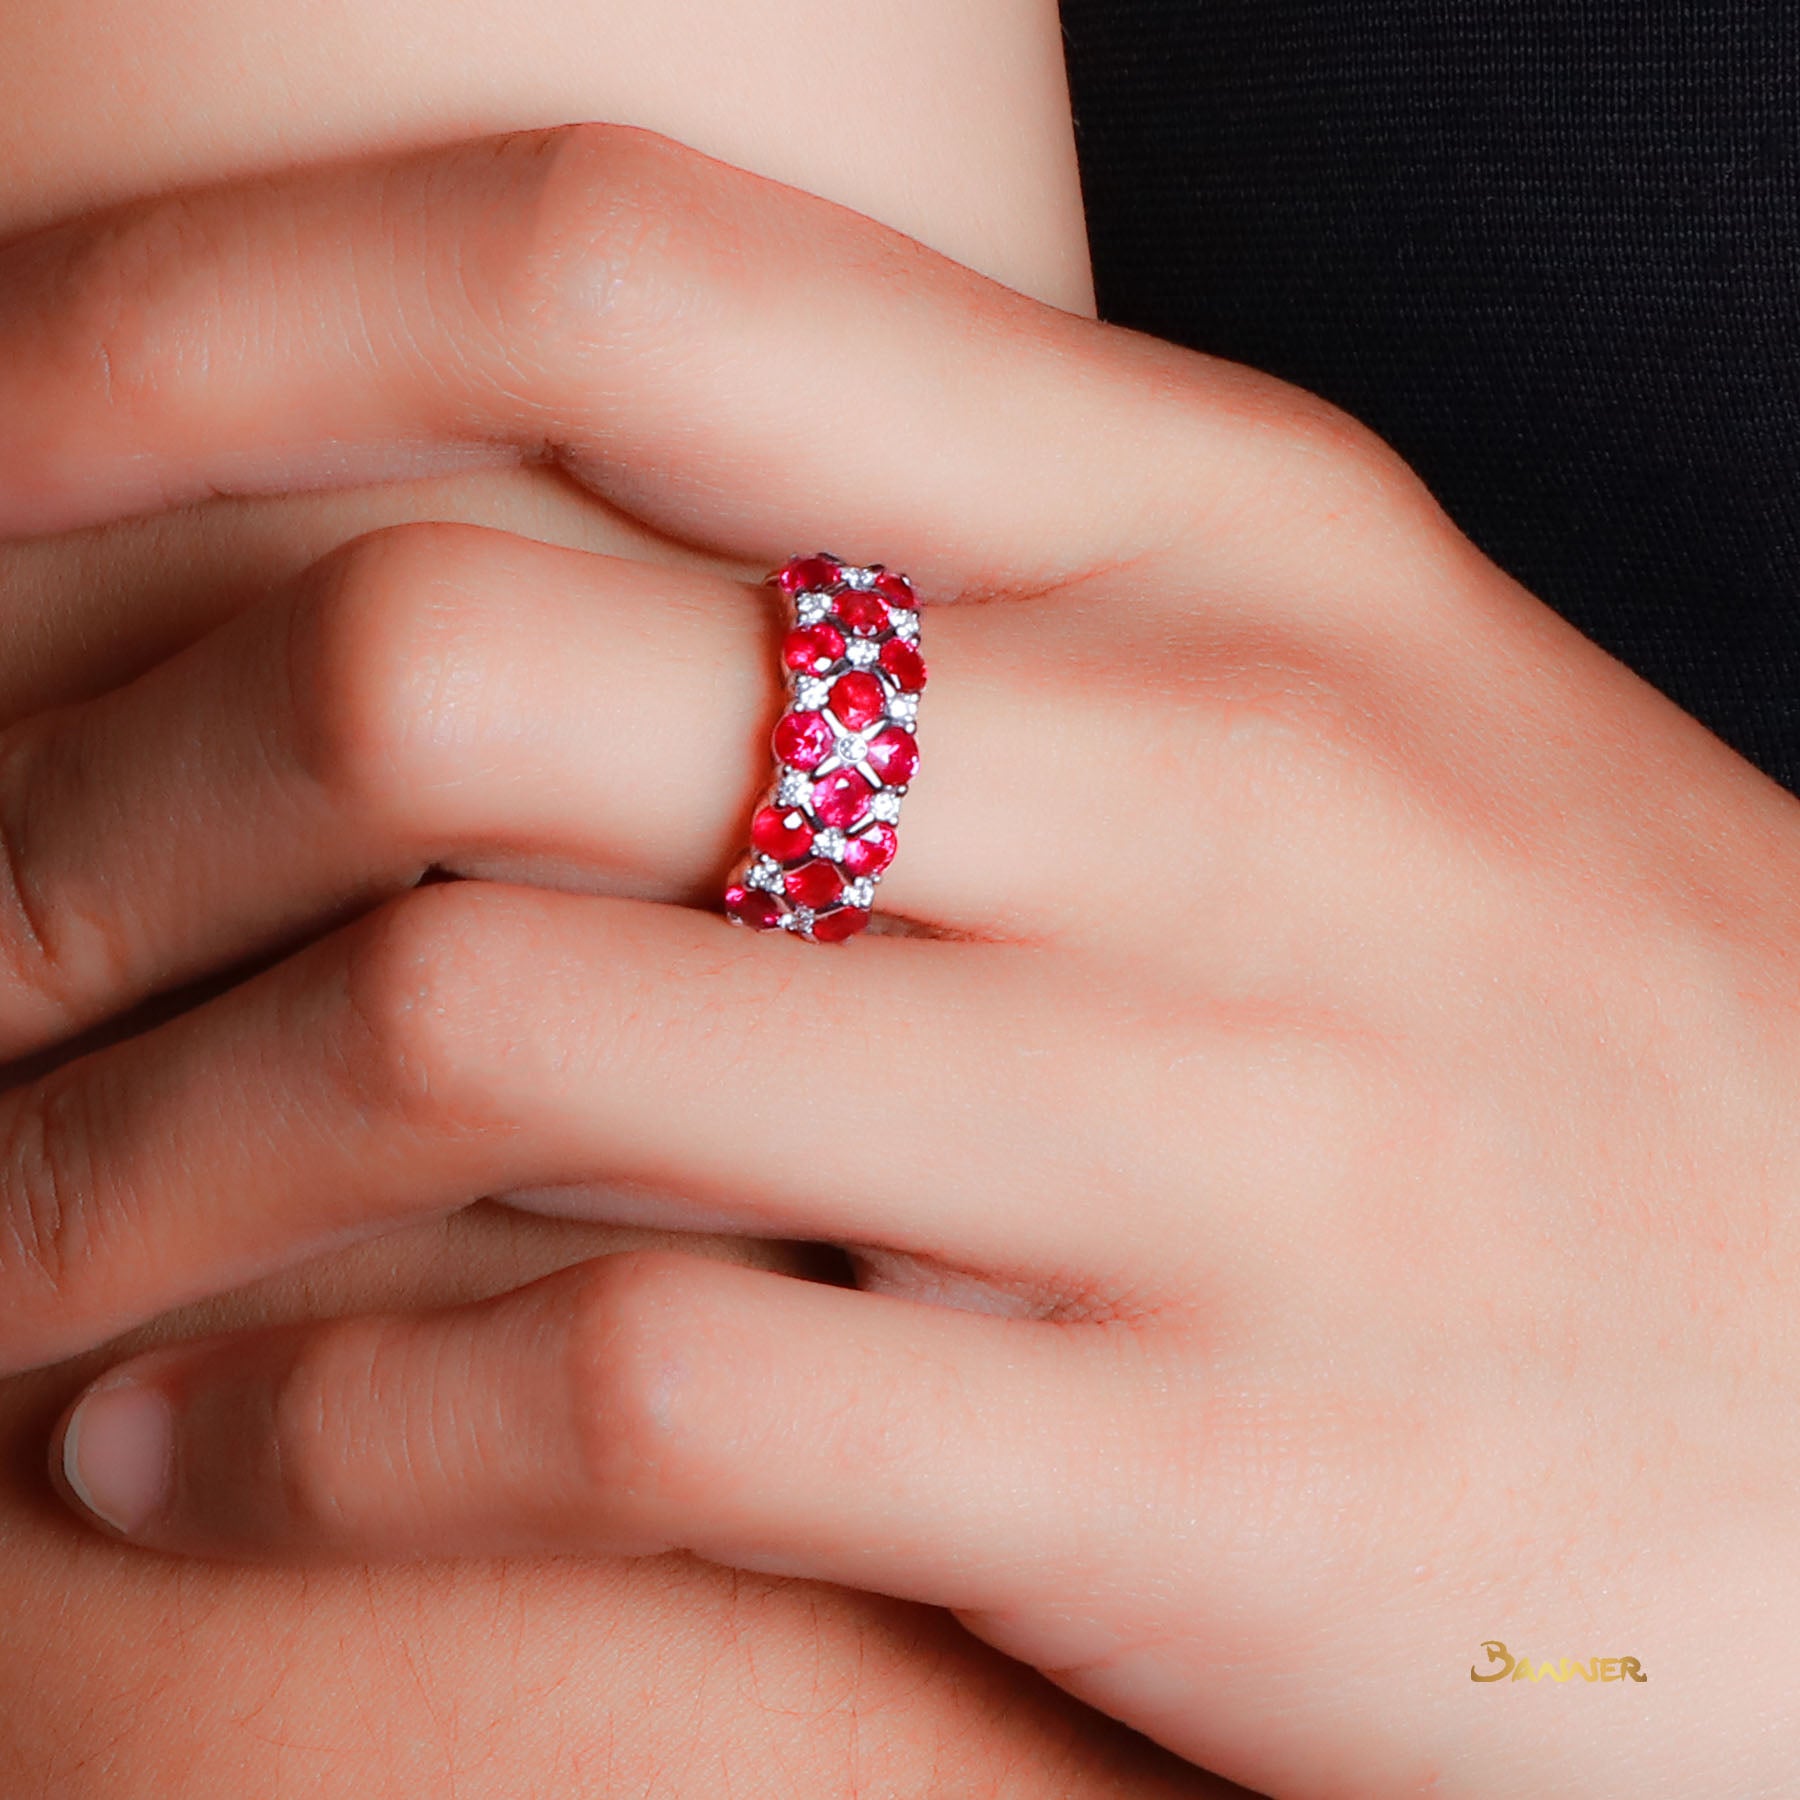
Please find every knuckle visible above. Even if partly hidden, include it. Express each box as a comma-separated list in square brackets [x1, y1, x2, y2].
[1224, 653, 1378, 782]
[0, 720, 125, 1026]
[1254, 380, 1439, 530]
[1161, 367, 1455, 614]
[282, 523, 505, 836]
[483, 122, 738, 378]
[563, 1251, 718, 1526]
[333, 880, 526, 1143]
[0, 1077, 102, 1357]
[1188, 623, 1422, 816]
[1107, 630, 1373, 831]
[1296, 418, 1467, 584]
[266, 1316, 392, 1541]
[23, 195, 228, 427]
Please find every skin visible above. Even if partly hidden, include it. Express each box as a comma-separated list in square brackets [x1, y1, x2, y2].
[7, 1218, 1221, 1800]
[0, 5, 1232, 1797]
[0, 0, 1089, 722]
[0, 0, 1093, 305]
[8, 121, 1800, 1799]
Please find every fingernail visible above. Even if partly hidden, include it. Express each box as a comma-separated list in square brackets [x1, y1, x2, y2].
[62, 1382, 173, 1535]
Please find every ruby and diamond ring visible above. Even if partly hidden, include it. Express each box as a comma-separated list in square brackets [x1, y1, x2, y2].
[723, 554, 927, 943]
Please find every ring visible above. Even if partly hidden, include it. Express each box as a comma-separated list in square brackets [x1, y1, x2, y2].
[723, 553, 927, 942]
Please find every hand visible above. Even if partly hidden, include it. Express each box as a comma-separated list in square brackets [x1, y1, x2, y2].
[0, 11, 1204, 1794]
[7, 124, 1797, 1797]
[0, 229, 1224, 1800]
[0, 1207, 1220, 1800]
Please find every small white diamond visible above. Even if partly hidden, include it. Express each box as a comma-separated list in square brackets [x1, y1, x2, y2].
[846, 638, 880, 668]
[871, 791, 902, 823]
[787, 905, 817, 935]
[794, 676, 830, 710]
[887, 693, 918, 725]
[814, 827, 848, 861]
[834, 734, 867, 763]
[777, 769, 811, 805]
[747, 858, 784, 892]
[841, 566, 877, 591]
[844, 876, 876, 908]
[889, 607, 919, 639]
[796, 594, 830, 625]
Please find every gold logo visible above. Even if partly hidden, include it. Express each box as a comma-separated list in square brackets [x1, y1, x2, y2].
[1470, 1641, 1646, 1683]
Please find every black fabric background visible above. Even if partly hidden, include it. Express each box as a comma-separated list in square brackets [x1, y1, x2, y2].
[1058, 1, 1800, 793]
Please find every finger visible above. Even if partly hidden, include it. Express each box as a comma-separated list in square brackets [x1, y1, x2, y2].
[0, 881, 1164, 1374]
[0, 123, 1347, 599]
[0, 522, 1083, 1061]
[0, 528, 772, 1056]
[51, 1253, 1149, 1617]
[0, 460, 686, 725]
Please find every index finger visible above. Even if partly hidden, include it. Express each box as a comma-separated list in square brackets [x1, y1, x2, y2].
[0, 124, 1311, 596]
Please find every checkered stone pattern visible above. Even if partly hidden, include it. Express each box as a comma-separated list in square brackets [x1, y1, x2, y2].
[723, 554, 928, 942]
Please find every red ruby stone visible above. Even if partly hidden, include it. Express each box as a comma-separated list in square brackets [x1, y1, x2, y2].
[879, 637, 927, 692]
[811, 906, 871, 943]
[773, 709, 833, 770]
[812, 768, 874, 829]
[829, 670, 886, 730]
[784, 860, 844, 909]
[724, 884, 783, 930]
[863, 726, 919, 786]
[750, 805, 814, 862]
[835, 589, 889, 635]
[775, 555, 841, 595]
[872, 571, 914, 606]
[840, 822, 897, 878]
[781, 623, 846, 676]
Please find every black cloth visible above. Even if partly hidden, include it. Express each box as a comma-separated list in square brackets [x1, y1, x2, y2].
[1059, 1, 1800, 793]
